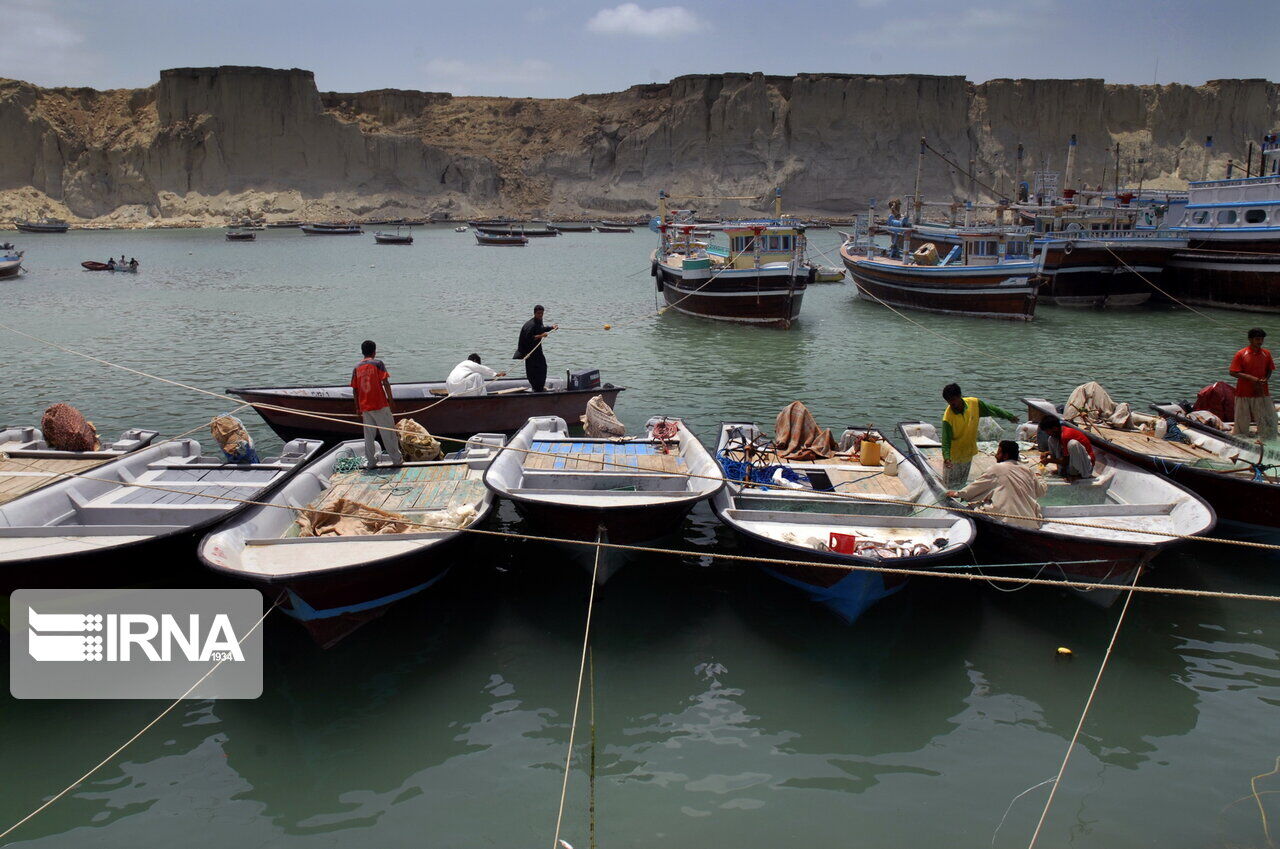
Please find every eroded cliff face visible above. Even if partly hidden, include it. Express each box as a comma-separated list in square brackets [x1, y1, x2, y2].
[0, 66, 1275, 223]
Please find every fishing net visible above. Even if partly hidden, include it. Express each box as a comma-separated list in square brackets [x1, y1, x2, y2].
[396, 419, 442, 461]
[582, 395, 626, 438]
[40, 403, 99, 452]
[210, 415, 259, 463]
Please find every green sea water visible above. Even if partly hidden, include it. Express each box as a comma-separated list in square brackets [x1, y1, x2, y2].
[0, 226, 1277, 848]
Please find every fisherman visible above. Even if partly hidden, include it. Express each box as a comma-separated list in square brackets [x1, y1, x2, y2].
[129, 257, 138, 269]
[947, 439, 1046, 529]
[1037, 413, 1095, 480]
[447, 353, 505, 396]
[1229, 327, 1277, 440]
[940, 383, 1018, 488]
[106, 257, 116, 270]
[514, 305, 558, 392]
[350, 339, 403, 469]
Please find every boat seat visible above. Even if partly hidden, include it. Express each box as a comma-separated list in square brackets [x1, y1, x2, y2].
[517, 472, 688, 492]
[1041, 502, 1177, 518]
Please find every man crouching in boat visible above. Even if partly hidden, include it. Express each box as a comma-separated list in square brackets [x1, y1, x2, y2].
[947, 440, 1045, 529]
[447, 354, 505, 396]
[1036, 414, 1095, 480]
[941, 383, 1019, 488]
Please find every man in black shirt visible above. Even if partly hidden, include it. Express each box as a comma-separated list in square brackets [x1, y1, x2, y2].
[514, 304, 558, 391]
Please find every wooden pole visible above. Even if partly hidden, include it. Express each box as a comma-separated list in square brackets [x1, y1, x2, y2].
[913, 137, 925, 222]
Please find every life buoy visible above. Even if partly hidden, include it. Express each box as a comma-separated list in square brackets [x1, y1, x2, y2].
[1063, 242, 1074, 255]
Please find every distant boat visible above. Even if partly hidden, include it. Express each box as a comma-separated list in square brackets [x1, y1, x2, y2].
[374, 230, 414, 245]
[548, 222, 594, 232]
[594, 225, 633, 233]
[265, 220, 302, 228]
[599, 219, 640, 228]
[476, 231, 528, 246]
[0, 243, 23, 278]
[300, 222, 363, 235]
[81, 259, 140, 272]
[13, 217, 68, 233]
[225, 230, 256, 241]
[229, 220, 265, 231]
[475, 225, 557, 238]
[364, 217, 407, 226]
[454, 225, 468, 232]
[808, 263, 845, 282]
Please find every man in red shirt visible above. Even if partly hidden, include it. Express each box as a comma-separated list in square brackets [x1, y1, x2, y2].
[1229, 328, 1277, 440]
[351, 340, 403, 468]
[1037, 414, 1095, 480]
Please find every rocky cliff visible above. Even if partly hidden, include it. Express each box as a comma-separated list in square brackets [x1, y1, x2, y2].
[0, 66, 1275, 223]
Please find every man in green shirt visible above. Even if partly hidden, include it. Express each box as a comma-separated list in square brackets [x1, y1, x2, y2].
[940, 383, 1019, 488]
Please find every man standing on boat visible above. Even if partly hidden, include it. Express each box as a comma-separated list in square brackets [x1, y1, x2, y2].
[947, 440, 1046, 528]
[514, 305, 558, 392]
[447, 354, 505, 396]
[351, 340, 403, 469]
[1036, 414, 1095, 480]
[1229, 328, 1278, 440]
[941, 383, 1018, 488]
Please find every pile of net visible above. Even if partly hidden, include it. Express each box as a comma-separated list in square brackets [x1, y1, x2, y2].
[582, 395, 626, 438]
[396, 419, 442, 461]
[774, 401, 838, 460]
[295, 495, 478, 537]
[41, 403, 100, 452]
[210, 415, 259, 463]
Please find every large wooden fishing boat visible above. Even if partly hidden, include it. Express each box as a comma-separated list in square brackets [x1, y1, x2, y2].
[13, 217, 68, 233]
[475, 231, 528, 246]
[710, 421, 974, 622]
[652, 192, 811, 328]
[840, 226, 1042, 320]
[199, 434, 504, 647]
[0, 436, 323, 589]
[227, 374, 624, 441]
[898, 421, 1215, 604]
[474, 225, 557, 238]
[0, 425, 158, 507]
[484, 415, 723, 581]
[300, 222, 362, 235]
[1165, 137, 1280, 310]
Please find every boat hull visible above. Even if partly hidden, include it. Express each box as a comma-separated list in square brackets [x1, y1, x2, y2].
[509, 497, 696, 546]
[1166, 250, 1280, 311]
[842, 249, 1039, 320]
[227, 385, 623, 441]
[655, 265, 807, 327]
[1037, 242, 1181, 307]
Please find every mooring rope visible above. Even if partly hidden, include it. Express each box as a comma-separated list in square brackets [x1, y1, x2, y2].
[1102, 244, 1234, 329]
[1025, 567, 1141, 849]
[0, 599, 279, 843]
[552, 531, 603, 849]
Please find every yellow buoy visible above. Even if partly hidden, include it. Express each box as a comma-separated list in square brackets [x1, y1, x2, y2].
[1056, 646, 1072, 657]
[603, 323, 612, 330]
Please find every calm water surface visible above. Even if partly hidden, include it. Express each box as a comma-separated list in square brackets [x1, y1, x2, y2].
[0, 227, 1277, 848]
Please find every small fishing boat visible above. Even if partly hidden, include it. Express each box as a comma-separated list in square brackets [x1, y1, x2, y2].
[0, 425, 158, 507]
[897, 420, 1216, 604]
[484, 415, 723, 580]
[548, 222, 594, 233]
[266, 219, 303, 228]
[711, 420, 975, 622]
[475, 225, 557, 238]
[454, 226, 468, 233]
[0, 243, 23, 278]
[373, 230, 414, 245]
[225, 230, 256, 241]
[841, 226, 1043, 320]
[0, 435, 323, 589]
[476, 231, 528, 246]
[300, 222, 363, 235]
[364, 217, 406, 226]
[599, 220, 639, 228]
[653, 194, 812, 328]
[13, 217, 68, 233]
[594, 225, 633, 233]
[227, 373, 624, 441]
[80, 259, 140, 272]
[199, 433, 504, 647]
[1024, 394, 1280, 539]
[808, 263, 845, 282]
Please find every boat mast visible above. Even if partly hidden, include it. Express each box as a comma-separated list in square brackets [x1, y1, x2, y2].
[1064, 134, 1077, 197]
[913, 137, 925, 223]
[774, 188, 782, 220]
[1112, 142, 1121, 230]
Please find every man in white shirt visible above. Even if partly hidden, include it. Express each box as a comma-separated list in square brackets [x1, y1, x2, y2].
[946, 440, 1047, 529]
[446, 354, 505, 396]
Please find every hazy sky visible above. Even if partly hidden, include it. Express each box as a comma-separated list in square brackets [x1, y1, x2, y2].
[2, 0, 1274, 97]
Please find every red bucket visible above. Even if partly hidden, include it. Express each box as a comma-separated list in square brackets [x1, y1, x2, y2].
[829, 532, 858, 555]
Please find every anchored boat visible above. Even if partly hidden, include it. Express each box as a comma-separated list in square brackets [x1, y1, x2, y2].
[475, 231, 528, 246]
[199, 434, 504, 647]
[13, 217, 68, 233]
[374, 229, 414, 245]
[301, 222, 363, 235]
[710, 420, 975, 622]
[483, 415, 723, 581]
[0, 436, 322, 588]
[898, 420, 1215, 604]
[227, 373, 624, 441]
[0, 243, 23, 278]
[226, 230, 256, 241]
[0, 425, 158, 507]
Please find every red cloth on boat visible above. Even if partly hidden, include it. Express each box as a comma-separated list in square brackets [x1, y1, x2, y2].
[40, 403, 99, 452]
[1193, 381, 1236, 423]
[774, 401, 838, 460]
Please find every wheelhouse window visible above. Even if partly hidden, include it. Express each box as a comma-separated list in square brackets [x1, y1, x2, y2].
[1218, 209, 1238, 224]
[1007, 241, 1027, 256]
[1245, 209, 1268, 224]
[732, 236, 757, 253]
[1192, 211, 1209, 224]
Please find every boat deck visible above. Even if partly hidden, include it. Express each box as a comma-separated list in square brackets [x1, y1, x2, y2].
[741, 451, 912, 499]
[1084, 424, 1252, 476]
[298, 462, 486, 522]
[522, 440, 687, 473]
[0, 456, 108, 506]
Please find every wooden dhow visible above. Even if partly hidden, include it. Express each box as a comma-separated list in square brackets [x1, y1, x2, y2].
[199, 433, 504, 647]
[0, 436, 323, 589]
[13, 217, 68, 233]
[710, 421, 975, 622]
[898, 421, 1215, 604]
[475, 231, 528, 246]
[300, 222, 363, 235]
[227, 373, 624, 441]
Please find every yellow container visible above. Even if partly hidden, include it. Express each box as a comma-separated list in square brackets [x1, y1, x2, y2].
[861, 438, 882, 466]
